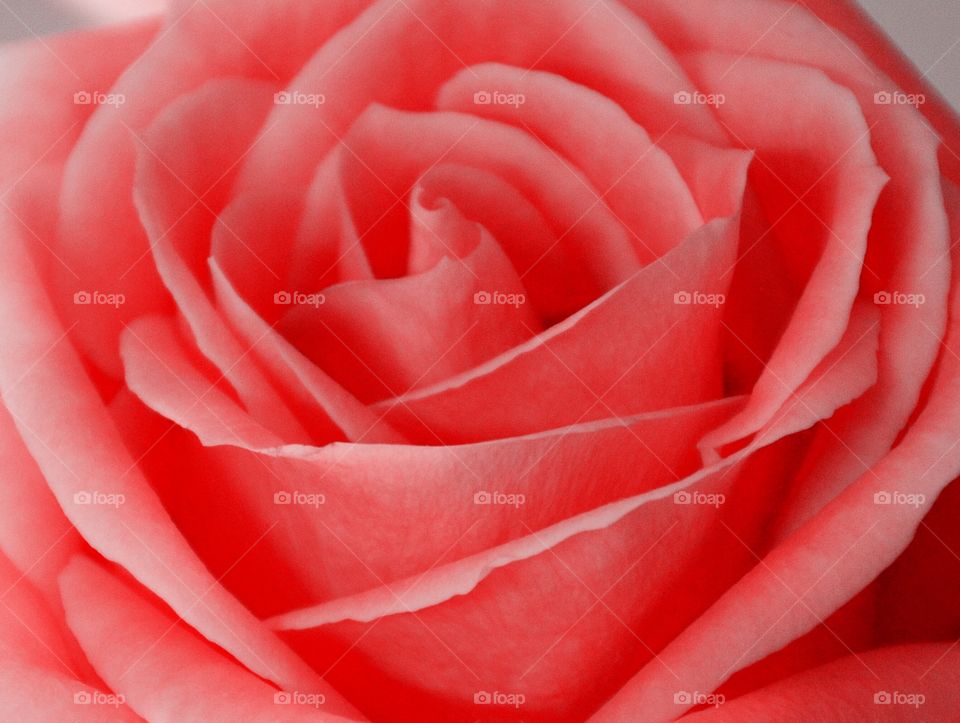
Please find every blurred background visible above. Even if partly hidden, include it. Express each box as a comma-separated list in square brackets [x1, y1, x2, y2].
[858, 0, 959, 108]
[0, 0, 957, 108]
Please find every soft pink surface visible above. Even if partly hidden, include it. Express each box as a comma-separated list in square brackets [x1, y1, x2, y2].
[0, 0, 958, 721]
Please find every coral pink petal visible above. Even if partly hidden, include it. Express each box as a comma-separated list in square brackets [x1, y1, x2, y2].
[375, 209, 745, 443]
[689, 53, 887, 459]
[284, 198, 538, 402]
[437, 64, 703, 260]
[234, 0, 721, 200]
[133, 78, 315, 443]
[591, 276, 960, 722]
[54, 0, 373, 375]
[60, 556, 354, 722]
[209, 260, 403, 444]
[0, 214, 356, 713]
[683, 643, 960, 722]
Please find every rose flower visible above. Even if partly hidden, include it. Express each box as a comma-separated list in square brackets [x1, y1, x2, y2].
[0, 0, 959, 720]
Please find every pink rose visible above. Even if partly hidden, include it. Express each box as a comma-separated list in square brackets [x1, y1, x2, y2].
[1, 1, 959, 720]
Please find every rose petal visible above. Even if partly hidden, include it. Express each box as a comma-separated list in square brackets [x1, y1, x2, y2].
[121, 341, 742, 611]
[54, 0, 373, 375]
[0, 20, 159, 395]
[405, 163, 574, 321]
[132, 77, 324, 443]
[209, 260, 403, 444]
[60, 556, 353, 722]
[685, 53, 887, 460]
[265, 308, 877, 721]
[683, 643, 960, 722]
[283, 198, 538, 402]
[272, 303, 879, 628]
[0, 214, 355, 712]
[638, 0, 953, 538]
[436, 63, 703, 260]
[374, 210, 745, 443]
[0, 550, 93, 689]
[234, 0, 722, 202]
[591, 269, 960, 722]
[0, 403, 82, 608]
[329, 103, 640, 304]
[120, 315, 283, 450]
[804, 0, 960, 182]
[0, 20, 158, 192]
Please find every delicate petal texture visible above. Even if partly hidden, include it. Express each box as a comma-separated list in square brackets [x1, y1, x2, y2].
[376, 212, 745, 443]
[60, 557, 349, 722]
[684, 644, 960, 722]
[0, 212, 357, 715]
[0, 0, 957, 720]
[593, 268, 960, 721]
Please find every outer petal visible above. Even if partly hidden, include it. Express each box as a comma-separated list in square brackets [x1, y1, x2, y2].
[0, 210, 357, 714]
[0, 551, 135, 721]
[591, 254, 960, 722]
[234, 0, 722, 200]
[60, 556, 351, 722]
[53, 0, 374, 375]
[684, 644, 960, 722]
[263, 309, 877, 721]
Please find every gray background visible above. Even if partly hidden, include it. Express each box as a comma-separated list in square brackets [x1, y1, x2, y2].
[1, 0, 958, 109]
[858, 0, 959, 110]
